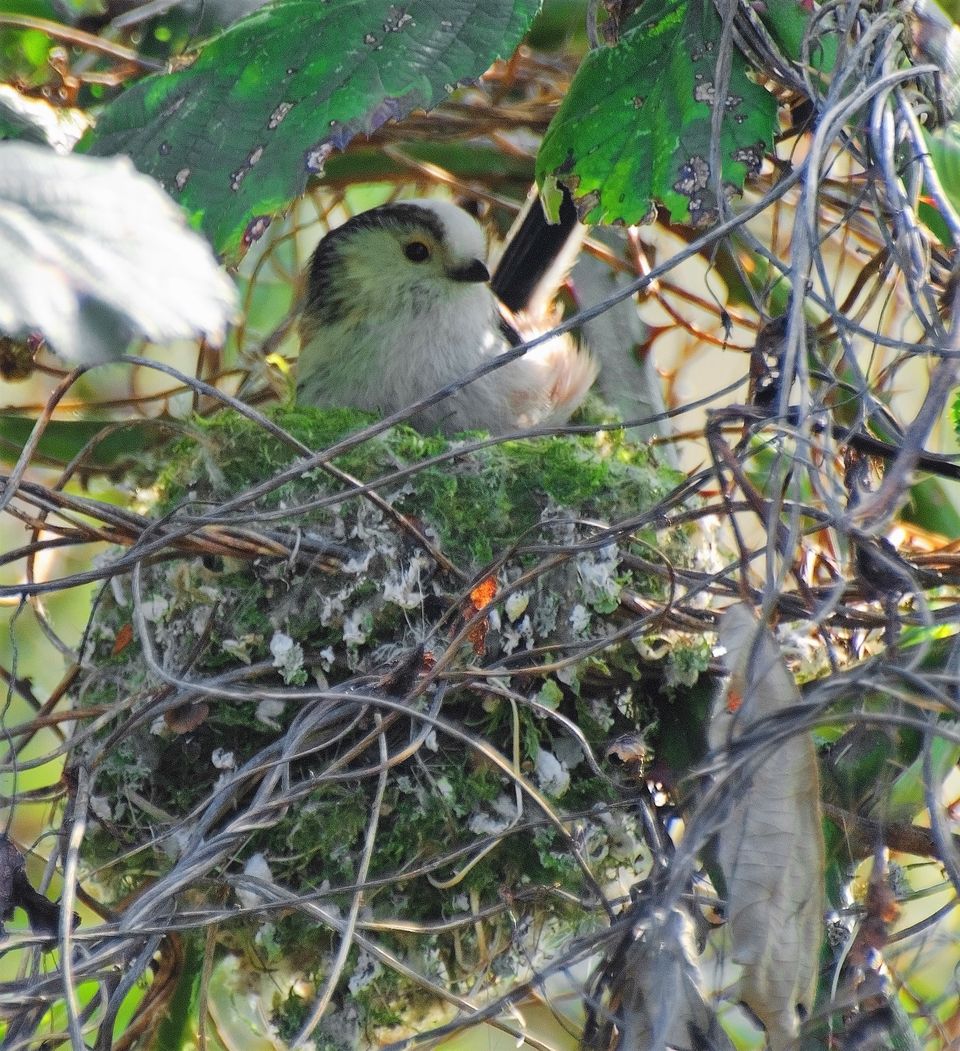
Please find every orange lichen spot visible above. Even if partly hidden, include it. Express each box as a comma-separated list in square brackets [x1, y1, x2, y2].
[112, 623, 134, 656]
[466, 576, 498, 655]
[470, 577, 497, 611]
[466, 621, 488, 655]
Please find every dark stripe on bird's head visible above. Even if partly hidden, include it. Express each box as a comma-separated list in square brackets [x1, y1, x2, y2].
[304, 203, 451, 325]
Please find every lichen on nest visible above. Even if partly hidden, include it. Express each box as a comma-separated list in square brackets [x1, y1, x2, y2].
[76, 405, 710, 1045]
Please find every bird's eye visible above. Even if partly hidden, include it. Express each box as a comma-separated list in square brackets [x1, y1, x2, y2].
[404, 241, 430, 263]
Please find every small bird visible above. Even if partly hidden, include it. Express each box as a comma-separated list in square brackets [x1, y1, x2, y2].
[295, 198, 596, 435]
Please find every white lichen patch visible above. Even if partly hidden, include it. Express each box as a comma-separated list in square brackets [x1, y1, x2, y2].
[569, 603, 591, 634]
[221, 633, 262, 664]
[468, 809, 513, 837]
[342, 607, 372, 646]
[534, 747, 570, 797]
[382, 553, 431, 609]
[576, 542, 623, 612]
[211, 747, 235, 770]
[270, 630, 306, 684]
[501, 613, 534, 654]
[347, 951, 383, 994]
[237, 853, 274, 910]
[255, 697, 286, 728]
[140, 596, 170, 622]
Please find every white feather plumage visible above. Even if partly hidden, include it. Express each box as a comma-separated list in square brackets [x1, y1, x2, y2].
[296, 199, 595, 435]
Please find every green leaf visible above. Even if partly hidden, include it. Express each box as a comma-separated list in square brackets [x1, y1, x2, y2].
[951, 385, 960, 441]
[536, 678, 563, 710]
[925, 125, 960, 200]
[756, 0, 836, 73]
[154, 934, 204, 1051]
[536, 0, 777, 227]
[902, 476, 960, 538]
[0, 142, 237, 362]
[881, 732, 960, 824]
[0, 416, 169, 469]
[84, 0, 541, 261]
[58, 0, 107, 15]
[922, 125, 960, 247]
[0, 23, 53, 87]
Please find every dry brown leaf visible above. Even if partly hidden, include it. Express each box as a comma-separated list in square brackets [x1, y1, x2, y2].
[0, 834, 69, 936]
[612, 906, 735, 1051]
[710, 603, 825, 1050]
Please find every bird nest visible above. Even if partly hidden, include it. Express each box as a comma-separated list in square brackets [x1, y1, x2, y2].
[69, 405, 707, 1047]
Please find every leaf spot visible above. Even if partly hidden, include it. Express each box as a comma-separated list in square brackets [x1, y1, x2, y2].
[573, 189, 601, 220]
[687, 192, 717, 227]
[305, 142, 334, 174]
[364, 32, 379, 45]
[174, 168, 190, 191]
[243, 216, 271, 247]
[383, 6, 414, 32]
[673, 155, 710, 195]
[158, 141, 170, 155]
[694, 81, 716, 106]
[162, 94, 187, 119]
[557, 148, 576, 176]
[367, 96, 402, 131]
[227, 146, 266, 190]
[267, 101, 293, 129]
[732, 142, 765, 175]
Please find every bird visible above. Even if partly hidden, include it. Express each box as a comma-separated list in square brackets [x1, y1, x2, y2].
[295, 197, 596, 435]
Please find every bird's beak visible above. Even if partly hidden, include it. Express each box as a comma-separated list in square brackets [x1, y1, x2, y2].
[449, 259, 490, 283]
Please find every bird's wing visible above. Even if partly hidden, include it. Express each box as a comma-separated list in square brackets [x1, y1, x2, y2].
[490, 186, 586, 318]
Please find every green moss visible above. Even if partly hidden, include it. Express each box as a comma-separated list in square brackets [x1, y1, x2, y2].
[531, 827, 582, 888]
[155, 406, 372, 509]
[563, 773, 617, 812]
[272, 980, 362, 1050]
[272, 989, 313, 1045]
[154, 406, 679, 571]
[255, 783, 371, 887]
[272, 911, 331, 967]
[78, 405, 707, 1036]
[352, 966, 411, 1029]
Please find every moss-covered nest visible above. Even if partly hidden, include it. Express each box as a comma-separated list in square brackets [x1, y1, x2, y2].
[75, 406, 712, 1047]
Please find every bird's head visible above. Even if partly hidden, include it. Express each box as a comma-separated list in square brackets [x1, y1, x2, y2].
[303, 199, 492, 334]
